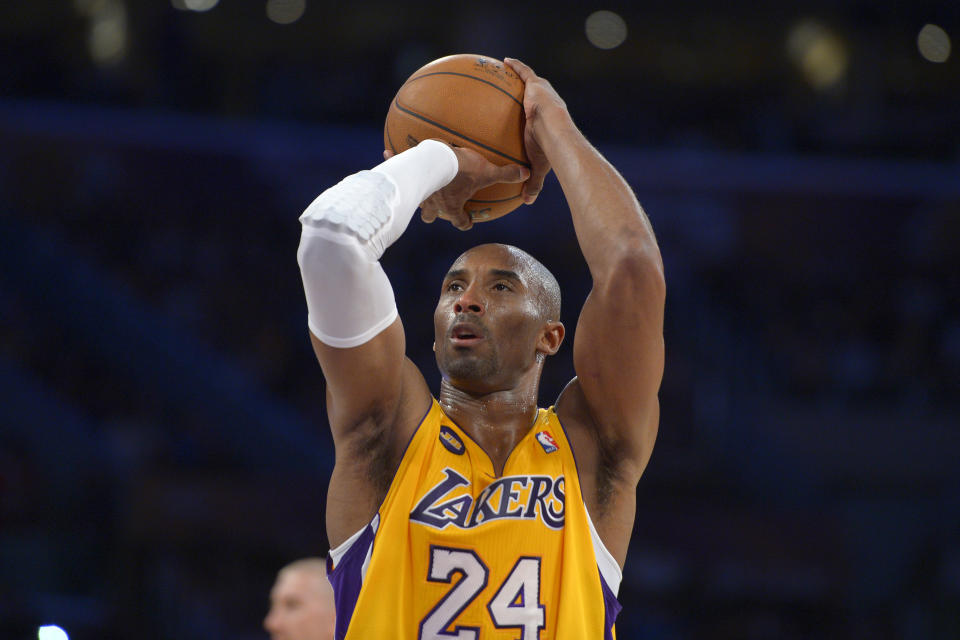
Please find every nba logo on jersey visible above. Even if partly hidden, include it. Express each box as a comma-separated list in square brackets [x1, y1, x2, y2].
[536, 430, 558, 453]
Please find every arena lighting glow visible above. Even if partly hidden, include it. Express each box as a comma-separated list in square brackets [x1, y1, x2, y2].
[787, 20, 849, 90]
[72, 0, 100, 15]
[266, 0, 307, 25]
[86, 0, 128, 66]
[37, 626, 69, 640]
[585, 10, 628, 50]
[917, 24, 951, 63]
[171, 0, 219, 11]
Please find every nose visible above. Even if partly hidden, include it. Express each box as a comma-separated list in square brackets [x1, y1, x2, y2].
[264, 608, 278, 634]
[453, 285, 484, 315]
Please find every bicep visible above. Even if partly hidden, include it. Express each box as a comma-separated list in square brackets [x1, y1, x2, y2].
[572, 260, 665, 466]
[311, 318, 429, 440]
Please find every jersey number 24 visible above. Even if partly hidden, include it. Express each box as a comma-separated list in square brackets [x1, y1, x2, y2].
[419, 545, 545, 640]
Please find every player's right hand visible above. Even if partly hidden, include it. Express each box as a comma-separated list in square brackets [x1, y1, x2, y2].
[386, 144, 529, 231]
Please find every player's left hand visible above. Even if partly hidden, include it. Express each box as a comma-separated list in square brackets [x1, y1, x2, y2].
[383, 145, 529, 231]
[504, 58, 571, 206]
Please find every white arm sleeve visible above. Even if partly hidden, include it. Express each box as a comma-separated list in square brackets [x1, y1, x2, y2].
[297, 140, 458, 348]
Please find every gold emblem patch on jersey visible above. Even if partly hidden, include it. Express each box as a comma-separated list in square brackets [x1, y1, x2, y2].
[438, 425, 465, 455]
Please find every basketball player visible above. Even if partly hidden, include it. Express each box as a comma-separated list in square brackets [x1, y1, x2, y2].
[296, 58, 664, 639]
[264, 558, 336, 640]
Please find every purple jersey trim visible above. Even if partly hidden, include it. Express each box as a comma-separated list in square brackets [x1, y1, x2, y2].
[326, 401, 434, 638]
[599, 567, 622, 640]
[328, 522, 375, 640]
[556, 406, 623, 636]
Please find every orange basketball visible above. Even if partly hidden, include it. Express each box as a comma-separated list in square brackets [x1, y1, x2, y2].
[384, 54, 529, 222]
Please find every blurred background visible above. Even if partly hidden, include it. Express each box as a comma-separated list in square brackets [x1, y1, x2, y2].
[1, 1, 959, 638]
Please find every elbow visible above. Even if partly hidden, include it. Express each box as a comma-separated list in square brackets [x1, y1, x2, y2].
[604, 242, 666, 303]
[296, 227, 325, 273]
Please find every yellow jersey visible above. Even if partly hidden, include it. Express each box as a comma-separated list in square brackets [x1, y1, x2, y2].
[328, 399, 622, 639]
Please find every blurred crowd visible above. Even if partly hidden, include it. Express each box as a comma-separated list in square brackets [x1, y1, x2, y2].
[1, 1, 959, 638]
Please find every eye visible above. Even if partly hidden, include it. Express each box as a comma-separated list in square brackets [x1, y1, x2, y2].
[493, 282, 512, 292]
[446, 282, 464, 292]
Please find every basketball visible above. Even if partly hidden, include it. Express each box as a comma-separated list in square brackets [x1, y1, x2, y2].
[384, 54, 529, 222]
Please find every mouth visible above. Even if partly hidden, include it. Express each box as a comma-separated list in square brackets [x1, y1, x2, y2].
[449, 322, 486, 346]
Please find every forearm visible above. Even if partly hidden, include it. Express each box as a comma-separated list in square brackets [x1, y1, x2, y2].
[539, 112, 662, 280]
[297, 141, 457, 347]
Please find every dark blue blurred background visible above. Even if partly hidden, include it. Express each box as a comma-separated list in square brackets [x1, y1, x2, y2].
[1, 1, 958, 638]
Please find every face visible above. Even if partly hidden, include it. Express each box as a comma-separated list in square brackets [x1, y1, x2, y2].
[263, 568, 336, 640]
[434, 245, 551, 392]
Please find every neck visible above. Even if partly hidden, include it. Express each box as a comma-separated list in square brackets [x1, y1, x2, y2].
[438, 377, 540, 476]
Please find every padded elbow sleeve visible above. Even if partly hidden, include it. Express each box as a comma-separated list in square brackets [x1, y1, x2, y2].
[297, 227, 398, 348]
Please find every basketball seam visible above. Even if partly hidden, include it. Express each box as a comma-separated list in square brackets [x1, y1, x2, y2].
[407, 71, 523, 108]
[392, 99, 530, 168]
[468, 195, 521, 203]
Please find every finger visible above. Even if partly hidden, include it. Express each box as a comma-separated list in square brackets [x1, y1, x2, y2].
[504, 58, 536, 82]
[521, 158, 550, 204]
[450, 209, 473, 231]
[419, 200, 438, 223]
[523, 177, 546, 205]
[487, 163, 531, 186]
[523, 159, 550, 205]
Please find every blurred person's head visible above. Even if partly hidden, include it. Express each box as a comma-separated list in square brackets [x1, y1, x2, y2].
[264, 557, 335, 640]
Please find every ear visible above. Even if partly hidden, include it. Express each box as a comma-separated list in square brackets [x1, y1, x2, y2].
[433, 341, 437, 352]
[536, 321, 564, 357]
